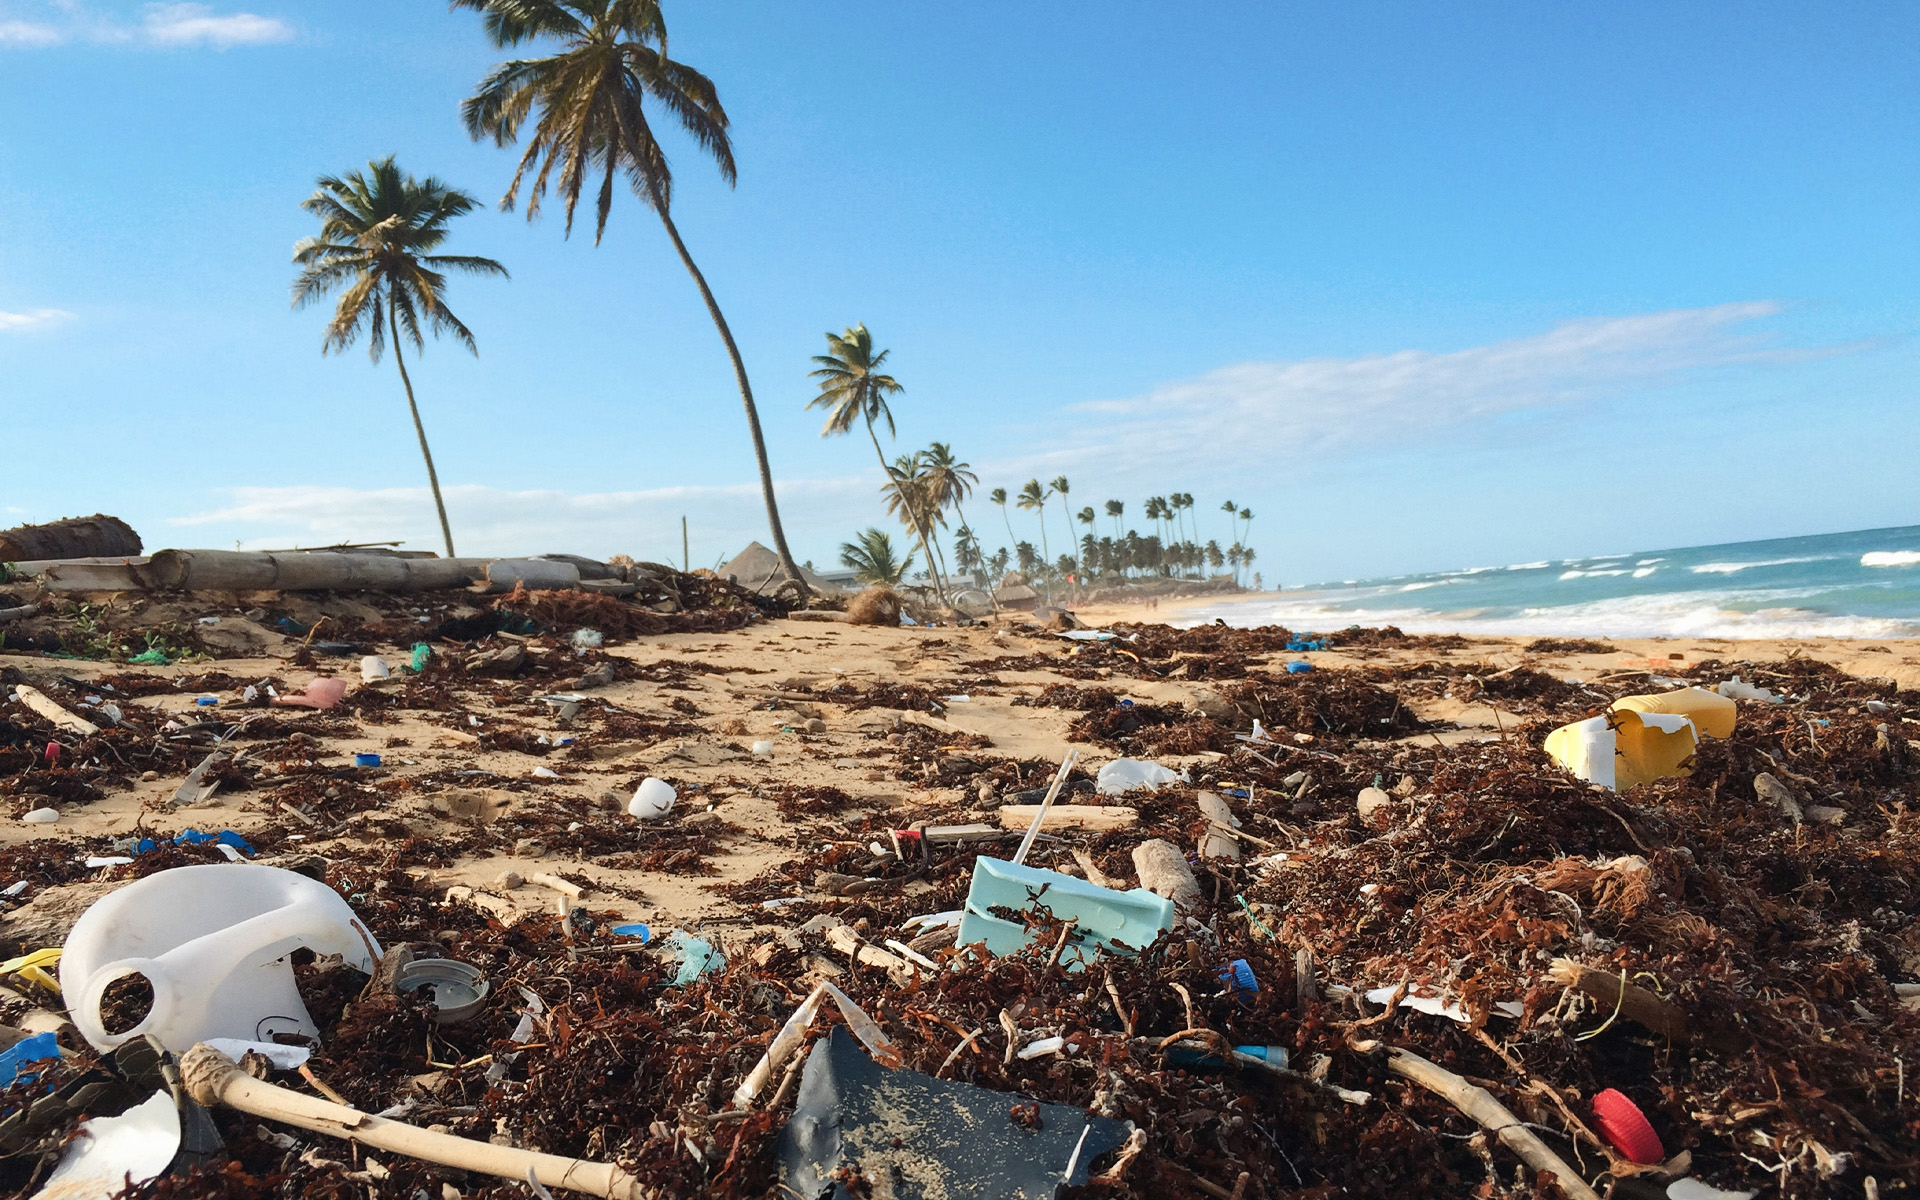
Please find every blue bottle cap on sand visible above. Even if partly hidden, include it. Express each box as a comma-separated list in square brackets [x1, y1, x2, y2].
[1218, 958, 1258, 993]
[612, 923, 651, 943]
[354, 753, 381, 768]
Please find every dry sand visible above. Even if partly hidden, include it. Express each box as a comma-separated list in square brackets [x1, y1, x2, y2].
[7, 607, 1915, 933]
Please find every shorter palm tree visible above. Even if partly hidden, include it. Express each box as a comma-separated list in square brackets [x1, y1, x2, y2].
[1016, 479, 1052, 569]
[989, 486, 1017, 551]
[840, 528, 915, 585]
[1104, 499, 1123, 538]
[292, 156, 507, 558]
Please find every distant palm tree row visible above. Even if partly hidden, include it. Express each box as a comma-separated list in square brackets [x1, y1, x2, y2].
[812, 324, 1261, 593]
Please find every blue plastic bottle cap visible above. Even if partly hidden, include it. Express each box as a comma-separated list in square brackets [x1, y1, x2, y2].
[612, 923, 651, 943]
[354, 753, 381, 768]
[1218, 958, 1258, 992]
[1118, 698, 1134, 708]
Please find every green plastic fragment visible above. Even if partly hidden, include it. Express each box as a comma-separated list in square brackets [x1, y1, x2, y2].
[127, 649, 172, 665]
[408, 642, 432, 672]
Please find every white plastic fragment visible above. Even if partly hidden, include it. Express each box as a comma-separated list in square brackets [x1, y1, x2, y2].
[360, 655, 391, 682]
[751, 740, 774, 756]
[1094, 758, 1187, 796]
[530, 767, 560, 779]
[201, 1038, 312, 1071]
[1364, 985, 1524, 1025]
[1016, 1035, 1066, 1060]
[33, 1090, 180, 1200]
[1716, 677, 1780, 704]
[21, 808, 58, 824]
[1667, 1180, 1759, 1200]
[629, 777, 676, 819]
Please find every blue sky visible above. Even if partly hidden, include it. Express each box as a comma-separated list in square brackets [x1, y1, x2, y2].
[1, 1, 1916, 584]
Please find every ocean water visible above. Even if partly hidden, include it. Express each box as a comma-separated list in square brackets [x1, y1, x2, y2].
[1178, 525, 1920, 639]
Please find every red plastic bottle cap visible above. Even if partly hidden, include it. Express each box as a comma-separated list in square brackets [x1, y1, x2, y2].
[1591, 1088, 1663, 1164]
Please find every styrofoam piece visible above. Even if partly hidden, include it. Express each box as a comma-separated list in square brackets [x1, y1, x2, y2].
[59, 864, 380, 1053]
[957, 858, 1173, 972]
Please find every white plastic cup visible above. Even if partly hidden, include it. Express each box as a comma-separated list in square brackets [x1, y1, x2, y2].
[629, 778, 676, 820]
[360, 656, 392, 682]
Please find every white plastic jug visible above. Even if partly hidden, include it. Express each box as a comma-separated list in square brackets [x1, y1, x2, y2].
[59, 864, 380, 1053]
[629, 777, 676, 819]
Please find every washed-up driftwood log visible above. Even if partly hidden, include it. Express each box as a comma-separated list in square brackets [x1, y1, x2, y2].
[0, 514, 141, 563]
[1132, 838, 1203, 912]
[180, 1044, 652, 1199]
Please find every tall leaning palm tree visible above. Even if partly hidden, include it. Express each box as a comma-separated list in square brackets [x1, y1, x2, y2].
[456, 0, 804, 586]
[292, 156, 507, 559]
[921, 442, 978, 548]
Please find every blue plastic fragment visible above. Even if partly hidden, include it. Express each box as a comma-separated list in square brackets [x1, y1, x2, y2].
[1285, 661, 1314, 674]
[0, 1032, 61, 1089]
[132, 829, 256, 857]
[666, 932, 725, 984]
[957, 858, 1174, 973]
[612, 923, 651, 943]
[354, 753, 382, 768]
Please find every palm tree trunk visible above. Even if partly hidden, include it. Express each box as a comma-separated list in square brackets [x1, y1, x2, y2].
[389, 297, 456, 559]
[866, 425, 946, 596]
[999, 507, 1017, 557]
[648, 195, 806, 591]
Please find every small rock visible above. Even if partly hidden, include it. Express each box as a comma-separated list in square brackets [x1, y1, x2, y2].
[497, 870, 525, 890]
[976, 780, 1000, 808]
[139, 770, 158, 783]
[1281, 771, 1309, 790]
[1356, 787, 1393, 822]
[1189, 688, 1236, 720]
[1753, 772, 1804, 825]
[805, 718, 828, 735]
[513, 837, 548, 858]
[1806, 805, 1847, 826]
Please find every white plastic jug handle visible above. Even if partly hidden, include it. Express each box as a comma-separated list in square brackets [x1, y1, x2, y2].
[71, 956, 172, 1050]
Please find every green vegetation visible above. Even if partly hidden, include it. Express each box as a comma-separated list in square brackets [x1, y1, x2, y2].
[838, 528, 915, 586]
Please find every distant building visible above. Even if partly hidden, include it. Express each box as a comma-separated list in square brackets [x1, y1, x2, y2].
[993, 572, 1039, 611]
[717, 541, 850, 593]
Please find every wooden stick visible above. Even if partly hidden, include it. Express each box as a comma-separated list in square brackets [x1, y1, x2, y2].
[13, 685, 98, 736]
[180, 1044, 651, 1199]
[1011, 750, 1079, 866]
[529, 873, 588, 901]
[1547, 958, 1687, 1041]
[1384, 1045, 1600, 1200]
[997, 804, 1136, 834]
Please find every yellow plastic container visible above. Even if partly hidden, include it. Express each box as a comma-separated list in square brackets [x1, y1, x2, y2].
[1543, 687, 1736, 791]
[1611, 687, 1736, 738]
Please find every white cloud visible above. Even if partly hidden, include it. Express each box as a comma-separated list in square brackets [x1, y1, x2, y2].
[0, 19, 60, 44]
[168, 477, 877, 566]
[1039, 302, 1816, 480]
[0, 2, 291, 48]
[0, 307, 73, 331]
[141, 2, 288, 46]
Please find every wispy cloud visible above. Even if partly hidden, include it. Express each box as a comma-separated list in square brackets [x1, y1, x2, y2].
[168, 477, 875, 565]
[0, 2, 291, 48]
[0, 307, 73, 331]
[1046, 301, 1818, 475]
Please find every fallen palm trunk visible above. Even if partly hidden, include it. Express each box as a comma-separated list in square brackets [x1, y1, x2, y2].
[1384, 1045, 1601, 1200]
[0, 514, 141, 562]
[180, 1044, 651, 1199]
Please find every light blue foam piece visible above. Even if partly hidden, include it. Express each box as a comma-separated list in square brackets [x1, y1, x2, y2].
[957, 857, 1173, 972]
